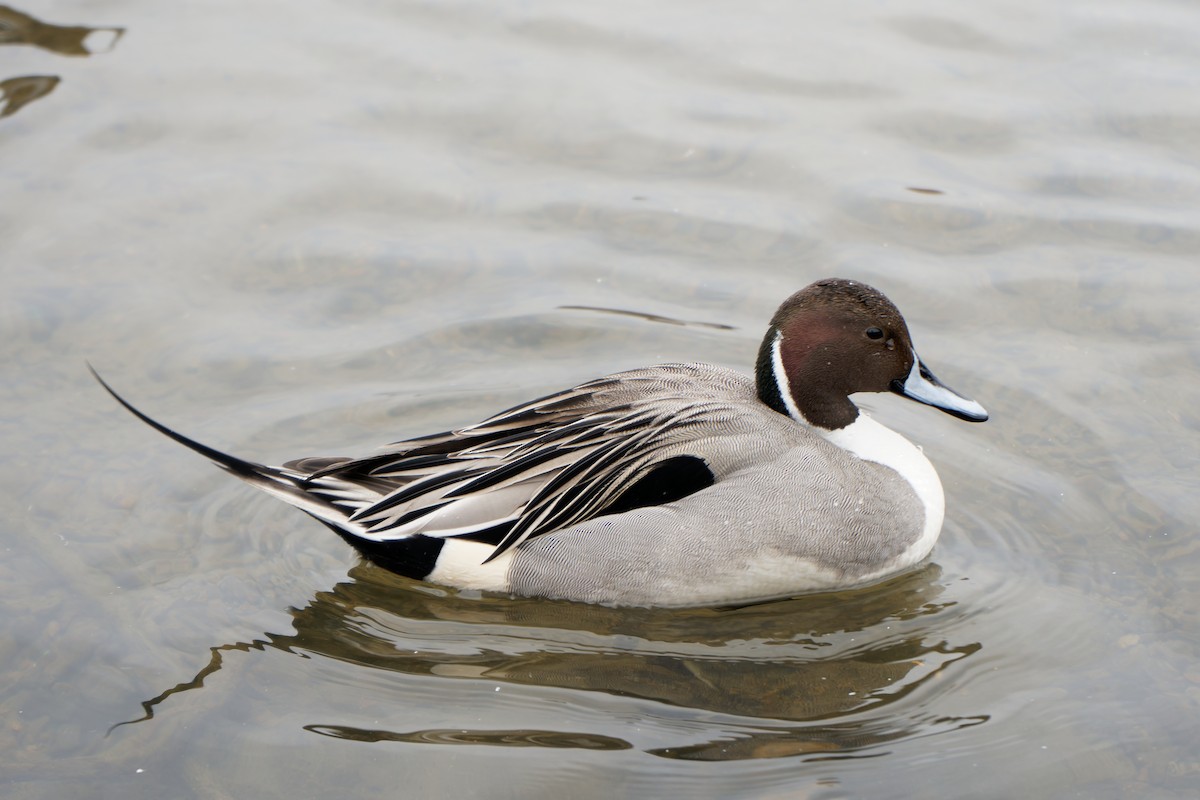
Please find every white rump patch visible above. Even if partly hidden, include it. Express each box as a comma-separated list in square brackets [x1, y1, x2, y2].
[426, 539, 514, 592]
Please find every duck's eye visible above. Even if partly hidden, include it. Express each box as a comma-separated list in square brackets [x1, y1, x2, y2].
[866, 327, 885, 340]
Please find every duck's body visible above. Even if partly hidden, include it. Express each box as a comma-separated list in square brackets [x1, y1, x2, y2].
[472, 367, 938, 606]
[95, 279, 987, 607]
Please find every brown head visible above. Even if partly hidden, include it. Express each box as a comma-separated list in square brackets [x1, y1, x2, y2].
[755, 278, 987, 430]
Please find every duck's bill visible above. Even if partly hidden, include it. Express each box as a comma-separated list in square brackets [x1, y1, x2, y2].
[890, 358, 988, 422]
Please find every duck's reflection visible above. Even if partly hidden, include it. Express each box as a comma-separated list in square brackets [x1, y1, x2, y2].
[0, 74, 58, 117]
[0, 5, 124, 56]
[115, 563, 986, 761]
[0, 5, 123, 120]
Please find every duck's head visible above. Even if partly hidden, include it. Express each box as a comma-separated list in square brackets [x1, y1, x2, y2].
[755, 278, 988, 430]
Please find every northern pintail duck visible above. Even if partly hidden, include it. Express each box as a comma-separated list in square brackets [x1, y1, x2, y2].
[93, 278, 987, 607]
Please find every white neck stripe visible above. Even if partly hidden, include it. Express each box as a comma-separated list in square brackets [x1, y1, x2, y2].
[770, 330, 805, 422]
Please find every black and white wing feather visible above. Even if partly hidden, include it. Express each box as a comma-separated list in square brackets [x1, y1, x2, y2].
[91, 363, 747, 564]
[300, 368, 733, 559]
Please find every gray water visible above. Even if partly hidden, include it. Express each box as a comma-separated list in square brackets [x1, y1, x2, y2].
[3, 1, 1199, 797]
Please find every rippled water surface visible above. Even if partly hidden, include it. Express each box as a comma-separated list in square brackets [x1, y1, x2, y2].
[4, 1, 1200, 797]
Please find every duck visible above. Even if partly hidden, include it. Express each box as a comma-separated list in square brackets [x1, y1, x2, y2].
[92, 278, 987, 607]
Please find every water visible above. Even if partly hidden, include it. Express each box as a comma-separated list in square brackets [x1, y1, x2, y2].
[3, 0, 1199, 797]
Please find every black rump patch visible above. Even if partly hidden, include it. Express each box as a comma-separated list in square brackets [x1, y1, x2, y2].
[316, 517, 445, 579]
[602, 455, 714, 516]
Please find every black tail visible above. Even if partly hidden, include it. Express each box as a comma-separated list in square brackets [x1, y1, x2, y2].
[88, 363, 358, 530]
[89, 364, 451, 579]
[89, 363, 270, 481]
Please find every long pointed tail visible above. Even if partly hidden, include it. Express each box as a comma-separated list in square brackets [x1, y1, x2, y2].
[90, 363, 272, 480]
[88, 364, 349, 528]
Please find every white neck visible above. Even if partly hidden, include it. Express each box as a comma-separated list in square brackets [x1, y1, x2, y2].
[819, 412, 946, 555]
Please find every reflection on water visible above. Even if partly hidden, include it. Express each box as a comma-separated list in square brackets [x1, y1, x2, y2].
[4, 0, 1198, 794]
[307, 724, 634, 751]
[0, 74, 58, 118]
[0, 5, 123, 56]
[558, 305, 736, 330]
[0, 5, 123, 120]
[112, 563, 985, 762]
